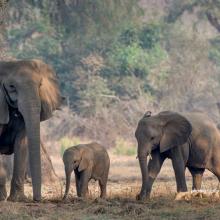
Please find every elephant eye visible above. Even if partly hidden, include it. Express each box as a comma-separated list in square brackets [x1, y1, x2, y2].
[8, 85, 16, 91]
[150, 137, 154, 140]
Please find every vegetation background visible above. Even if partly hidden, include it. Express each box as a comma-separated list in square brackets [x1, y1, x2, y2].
[1, 0, 220, 154]
[1, 1, 220, 219]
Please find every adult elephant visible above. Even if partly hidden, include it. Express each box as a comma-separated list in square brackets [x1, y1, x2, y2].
[0, 59, 61, 201]
[135, 111, 220, 200]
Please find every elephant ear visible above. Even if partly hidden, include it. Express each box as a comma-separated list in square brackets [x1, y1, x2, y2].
[159, 111, 192, 153]
[0, 84, 9, 124]
[78, 150, 91, 172]
[31, 60, 62, 121]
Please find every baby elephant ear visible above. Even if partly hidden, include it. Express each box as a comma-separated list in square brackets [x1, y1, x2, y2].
[78, 151, 90, 172]
[159, 112, 192, 153]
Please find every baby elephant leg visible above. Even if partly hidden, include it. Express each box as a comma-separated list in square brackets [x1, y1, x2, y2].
[99, 168, 109, 199]
[75, 173, 81, 197]
[0, 161, 7, 201]
[99, 179, 107, 198]
[188, 167, 205, 190]
[78, 171, 90, 198]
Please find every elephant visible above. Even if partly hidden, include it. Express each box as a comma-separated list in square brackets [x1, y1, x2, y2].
[135, 110, 220, 201]
[0, 59, 61, 201]
[63, 142, 110, 199]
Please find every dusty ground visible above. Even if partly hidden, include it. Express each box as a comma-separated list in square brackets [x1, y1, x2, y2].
[1, 154, 220, 220]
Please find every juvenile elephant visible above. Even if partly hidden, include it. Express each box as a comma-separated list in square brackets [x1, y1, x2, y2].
[63, 142, 110, 199]
[135, 111, 220, 200]
[0, 59, 62, 201]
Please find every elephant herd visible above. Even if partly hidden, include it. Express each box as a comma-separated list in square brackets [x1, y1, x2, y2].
[0, 59, 220, 203]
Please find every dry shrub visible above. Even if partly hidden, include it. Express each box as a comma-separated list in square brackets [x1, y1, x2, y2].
[41, 96, 157, 152]
[175, 190, 220, 201]
[119, 203, 145, 216]
[89, 205, 107, 215]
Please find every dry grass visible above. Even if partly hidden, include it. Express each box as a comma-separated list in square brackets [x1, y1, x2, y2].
[1, 155, 220, 219]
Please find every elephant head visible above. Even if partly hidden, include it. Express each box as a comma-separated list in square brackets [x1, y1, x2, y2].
[63, 146, 91, 199]
[135, 111, 192, 200]
[0, 59, 62, 201]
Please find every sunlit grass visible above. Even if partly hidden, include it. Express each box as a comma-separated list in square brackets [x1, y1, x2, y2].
[113, 138, 136, 156]
[59, 136, 82, 157]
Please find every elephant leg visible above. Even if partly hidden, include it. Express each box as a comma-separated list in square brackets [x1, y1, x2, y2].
[99, 165, 109, 199]
[146, 151, 166, 197]
[99, 179, 107, 199]
[78, 171, 90, 198]
[209, 167, 220, 186]
[75, 173, 81, 197]
[208, 155, 220, 187]
[171, 147, 187, 192]
[0, 161, 7, 201]
[188, 167, 204, 190]
[8, 131, 28, 202]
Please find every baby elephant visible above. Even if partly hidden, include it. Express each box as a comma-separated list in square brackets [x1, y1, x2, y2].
[63, 142, 110, 199]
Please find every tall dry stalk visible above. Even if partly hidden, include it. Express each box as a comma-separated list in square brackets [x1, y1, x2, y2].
[0, 0, 9, 60]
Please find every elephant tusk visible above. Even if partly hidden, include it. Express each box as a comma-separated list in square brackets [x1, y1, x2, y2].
[136, 154, 152, 159]
[136, 155, 148, 159]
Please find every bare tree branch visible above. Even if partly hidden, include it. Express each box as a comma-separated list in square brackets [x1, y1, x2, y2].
[206, 11, 220, 32]
[98, 94, 121, 102]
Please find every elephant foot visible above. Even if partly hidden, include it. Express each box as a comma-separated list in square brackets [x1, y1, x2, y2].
[100, 191, 106, 199]
[136, 192, 150, 201]
[100, 194, 106, 199]
[0, 186, 7, 201]
[79, 192, 89, 199]
[75, 197, 87, 202]
[7, 192, 28, 202]
[62, 194, 68, 200]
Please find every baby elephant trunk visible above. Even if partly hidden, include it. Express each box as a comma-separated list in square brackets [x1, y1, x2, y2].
[63, 167, 71, 200]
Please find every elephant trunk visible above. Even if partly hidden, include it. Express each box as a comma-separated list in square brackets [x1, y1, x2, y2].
[138, 157, 148, 193]
[138, 145, 149, 198]
[18, 87, 41, 201]
[63, 167, 71, 199]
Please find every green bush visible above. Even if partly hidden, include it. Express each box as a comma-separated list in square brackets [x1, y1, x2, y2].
[139, 24, 162, 49]
[106, 42, 150, 78]
[119, 27, 139, 46]
[5, 1, 169, 115]
[103, 29, 167, 99]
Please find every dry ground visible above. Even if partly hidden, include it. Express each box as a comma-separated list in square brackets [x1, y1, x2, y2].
[1, 154, 220, 220]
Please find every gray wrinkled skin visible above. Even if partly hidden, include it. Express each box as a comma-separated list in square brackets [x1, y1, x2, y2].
[0, 59, 61, 202]
[136, 111, 220, 201]
[63, 142, 110, 199]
